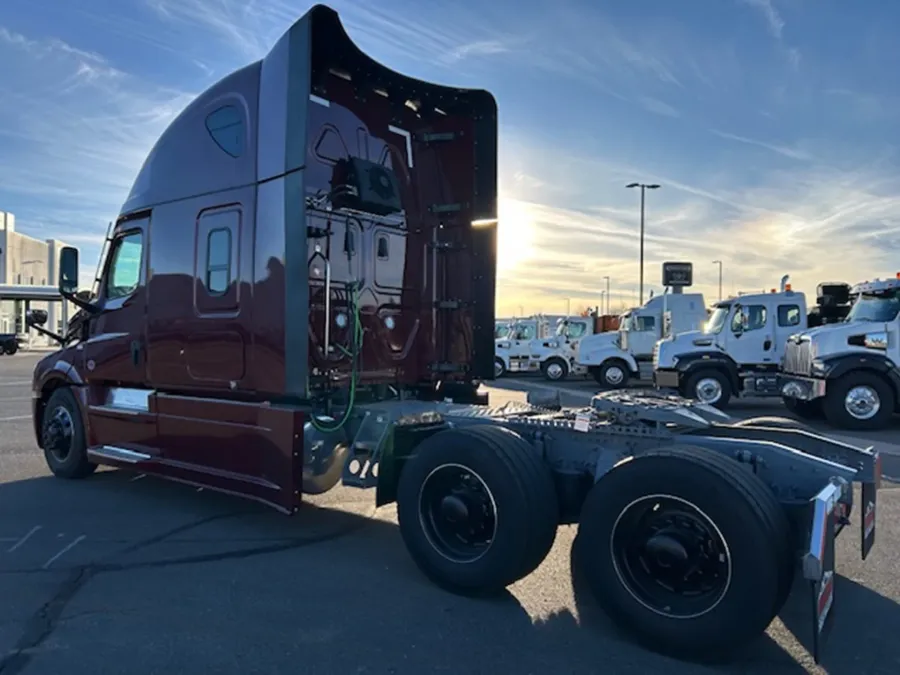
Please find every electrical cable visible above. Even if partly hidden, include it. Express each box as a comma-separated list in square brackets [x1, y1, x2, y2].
[309, 283, 363, 433]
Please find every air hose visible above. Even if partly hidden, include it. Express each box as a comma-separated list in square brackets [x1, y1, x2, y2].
[310, 285, 364, 433]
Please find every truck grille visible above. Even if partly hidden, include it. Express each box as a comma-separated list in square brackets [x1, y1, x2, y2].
[782, 338, 813, 375]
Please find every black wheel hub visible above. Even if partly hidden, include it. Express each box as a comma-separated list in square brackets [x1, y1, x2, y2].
[612, 496, 730, 618]
[419, 465, 497, 563]
[43, 406, 74, 462]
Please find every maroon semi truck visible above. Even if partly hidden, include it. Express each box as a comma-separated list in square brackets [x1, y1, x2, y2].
[28, 4, 880, 665]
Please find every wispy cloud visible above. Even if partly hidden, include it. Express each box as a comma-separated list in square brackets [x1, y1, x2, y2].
[1, 0, 898, 319]
[710, 130, 812, 161]
[739, 0, 785, 39]
[0, 24, 192, 262]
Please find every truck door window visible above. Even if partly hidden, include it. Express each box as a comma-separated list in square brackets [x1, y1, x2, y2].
[777, 304, 801, 327]
[206, 228, 232, 294]
[732, 304, 767, 332]
[635, 316, 655, 332]
[105, 232, 143, 300]
[566, 322, 588, 339]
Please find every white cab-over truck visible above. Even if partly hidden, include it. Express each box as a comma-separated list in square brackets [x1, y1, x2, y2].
[577, 292, 707, 388]
[496, 315, 596, 381]
[780, 275, 900, 430]
[654, 277, 851, 409]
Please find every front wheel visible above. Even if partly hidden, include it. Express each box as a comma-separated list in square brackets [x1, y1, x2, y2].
[4, 342, 17, 355]
[684, 369, 732, 408]
[41, 388, 97, 479]
[493, 357, 506, 379]
[574, 444, 793, 661]
[396, 425, 559, 595]
[822, 372, 894, 430]
[541, 357, 569, 382]
[593, 360, 629, 389]
[782, 396, 823, 420]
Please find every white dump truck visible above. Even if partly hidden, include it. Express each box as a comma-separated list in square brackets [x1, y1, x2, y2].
[653, 276, 851, 409]
[496, 315, 597, 381]
[577, 291, 708, 388]
[780, 275, 900, 430]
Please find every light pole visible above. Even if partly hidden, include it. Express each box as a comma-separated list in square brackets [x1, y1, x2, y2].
[602, 275, 611, 314]
[626, 182, 660, 305]
[712, 260, 723, 302]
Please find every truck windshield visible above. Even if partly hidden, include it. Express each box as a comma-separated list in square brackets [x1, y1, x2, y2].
[704, 304, 730, 334]
[846, 291, 900, 322]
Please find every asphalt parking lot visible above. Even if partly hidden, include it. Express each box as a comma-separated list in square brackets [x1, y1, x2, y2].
[2, 352, 900, 675]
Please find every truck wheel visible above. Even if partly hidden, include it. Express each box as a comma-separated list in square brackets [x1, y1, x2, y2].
[41, 388, 97, 480]
[782, 396, 822, 420]
[684, 369, 731, 408]
[396, 425, 559, 595]
[594, 360, 629, 389]
[822, 371, 894, 431]
[541, 357, 569, 382]
[575, 444, 793, 661]
[6, 342, 17, 355]
[493, 357, 506, 378]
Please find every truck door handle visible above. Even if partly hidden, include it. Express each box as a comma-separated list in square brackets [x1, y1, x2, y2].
[763, 339, 772, 350]
[131, 340, 142, 366]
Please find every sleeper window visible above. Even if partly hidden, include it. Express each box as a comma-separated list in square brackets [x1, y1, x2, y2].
[206, 228, 232, 294]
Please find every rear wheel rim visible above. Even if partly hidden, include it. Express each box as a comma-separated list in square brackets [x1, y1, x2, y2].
[610, 494, 732, 619]
[418, 463, 498, 564]
[844, 385, 880, 420]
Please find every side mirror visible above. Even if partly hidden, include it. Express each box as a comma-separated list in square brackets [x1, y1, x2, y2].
[58, 246, 79, 295]
[26, 309, 48, 327]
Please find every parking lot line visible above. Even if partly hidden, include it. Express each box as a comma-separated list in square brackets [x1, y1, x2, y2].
[0, 381, 31, 387]
[7, 525, 42, 553]
[0, 415, 31, 421]
[42, 534, 86, 569]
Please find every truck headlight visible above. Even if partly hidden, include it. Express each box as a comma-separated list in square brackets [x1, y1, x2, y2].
[811, 359, 826, 375]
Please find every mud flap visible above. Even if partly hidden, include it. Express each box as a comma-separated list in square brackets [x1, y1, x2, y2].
[803, 481, 840, 665]
[861, 452, 880, 561]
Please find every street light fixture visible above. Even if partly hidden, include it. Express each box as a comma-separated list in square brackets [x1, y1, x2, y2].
[712, 260, 723, 302]
[626, 182, 661, 305]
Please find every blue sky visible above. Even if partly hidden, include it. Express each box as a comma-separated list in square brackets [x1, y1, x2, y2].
[1, 0, 899, 315]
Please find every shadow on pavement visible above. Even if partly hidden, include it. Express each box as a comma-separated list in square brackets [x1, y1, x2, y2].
[4, 471, 878, 675]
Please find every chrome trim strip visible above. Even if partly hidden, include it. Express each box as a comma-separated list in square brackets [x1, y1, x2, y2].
[87, 445, 151, 464]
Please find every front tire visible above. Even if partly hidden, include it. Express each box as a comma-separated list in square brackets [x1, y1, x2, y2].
[593, 359, 629, 389]
[493, 357, 506, 378]
[684, 369, 732, 409]
[782, 396, 822, 420]
[541, 357, 569, 382]
[575, 444, 792, 661]
[396, 425, 559, 595]
[41, 388, 97, 479]
[822, 371, 894, 431]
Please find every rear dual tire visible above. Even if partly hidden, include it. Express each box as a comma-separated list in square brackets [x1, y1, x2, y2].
[396, 425, 559, 595]
[574, 444, 793, 661]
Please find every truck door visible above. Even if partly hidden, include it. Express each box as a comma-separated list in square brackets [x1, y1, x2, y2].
[774, 301, 803, 361]
[82, 219, 156, 452]
[625, 314, 658, 357]
[727, 303, 773, 366]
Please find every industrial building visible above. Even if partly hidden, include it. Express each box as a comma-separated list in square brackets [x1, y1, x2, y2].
[0, 211, 76, 346]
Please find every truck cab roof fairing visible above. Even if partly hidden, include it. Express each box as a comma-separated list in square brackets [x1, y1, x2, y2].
[120, 63, 260, 215]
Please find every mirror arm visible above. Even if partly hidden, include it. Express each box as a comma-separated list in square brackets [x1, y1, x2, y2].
[61, 289, 101, 315]
[25, 322, 67, 345]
